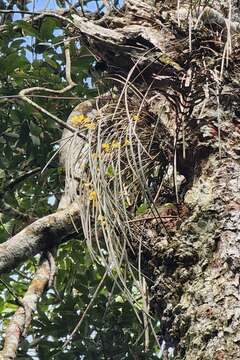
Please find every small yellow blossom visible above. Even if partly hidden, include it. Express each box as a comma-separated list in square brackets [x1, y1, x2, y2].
[97, 215, 106, 225]
[89, 191, 97, 201]
[84, 122, 96, 129]
[111, 140, 121, 149]
[70, 114, 90, 127]
[132, 114, 140, 122]
[102, 143, 110, 152]
[124, 138, 130, 146]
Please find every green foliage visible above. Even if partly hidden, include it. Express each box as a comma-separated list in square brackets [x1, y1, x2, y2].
[0, 2, 160, 359]
[136, 203, 149, 215]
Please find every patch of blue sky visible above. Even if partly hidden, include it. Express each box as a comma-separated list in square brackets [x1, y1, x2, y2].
[11, 1, 105, 62]
[10, 0, 123, 62]
[12, 0, 63, 61]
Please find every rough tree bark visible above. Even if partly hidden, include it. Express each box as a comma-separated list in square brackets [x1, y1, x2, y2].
[0, 1, 240, 359]
[68, 1, 240, 357]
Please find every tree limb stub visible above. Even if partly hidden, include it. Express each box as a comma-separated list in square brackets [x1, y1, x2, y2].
[72, 14, 125, 44]
[72, 13, 168, 52]
[0, 203, 81, 275]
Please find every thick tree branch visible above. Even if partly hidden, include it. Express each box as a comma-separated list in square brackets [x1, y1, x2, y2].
[0, 203, 81, 275]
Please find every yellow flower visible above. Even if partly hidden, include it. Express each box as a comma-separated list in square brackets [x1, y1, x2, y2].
[84, 122, 96, 129]
[102, 143, 110, 152]
[111, 140, 121, 149]
[124, 138, 130, 146]
[89, 191, 97, 201]
[70, 114, 90, 127]
[132, 114, 140, 122]
[97, 215, 106, 225]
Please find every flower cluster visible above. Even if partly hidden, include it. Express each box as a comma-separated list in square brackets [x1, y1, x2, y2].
[101, 138, 130, 153]
[70, 114, 96, 129]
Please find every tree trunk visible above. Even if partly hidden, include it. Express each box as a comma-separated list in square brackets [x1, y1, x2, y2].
[68, 1, 240, 358]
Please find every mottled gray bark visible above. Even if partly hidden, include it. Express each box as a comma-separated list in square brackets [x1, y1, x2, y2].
[149, 155, 240, 359]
